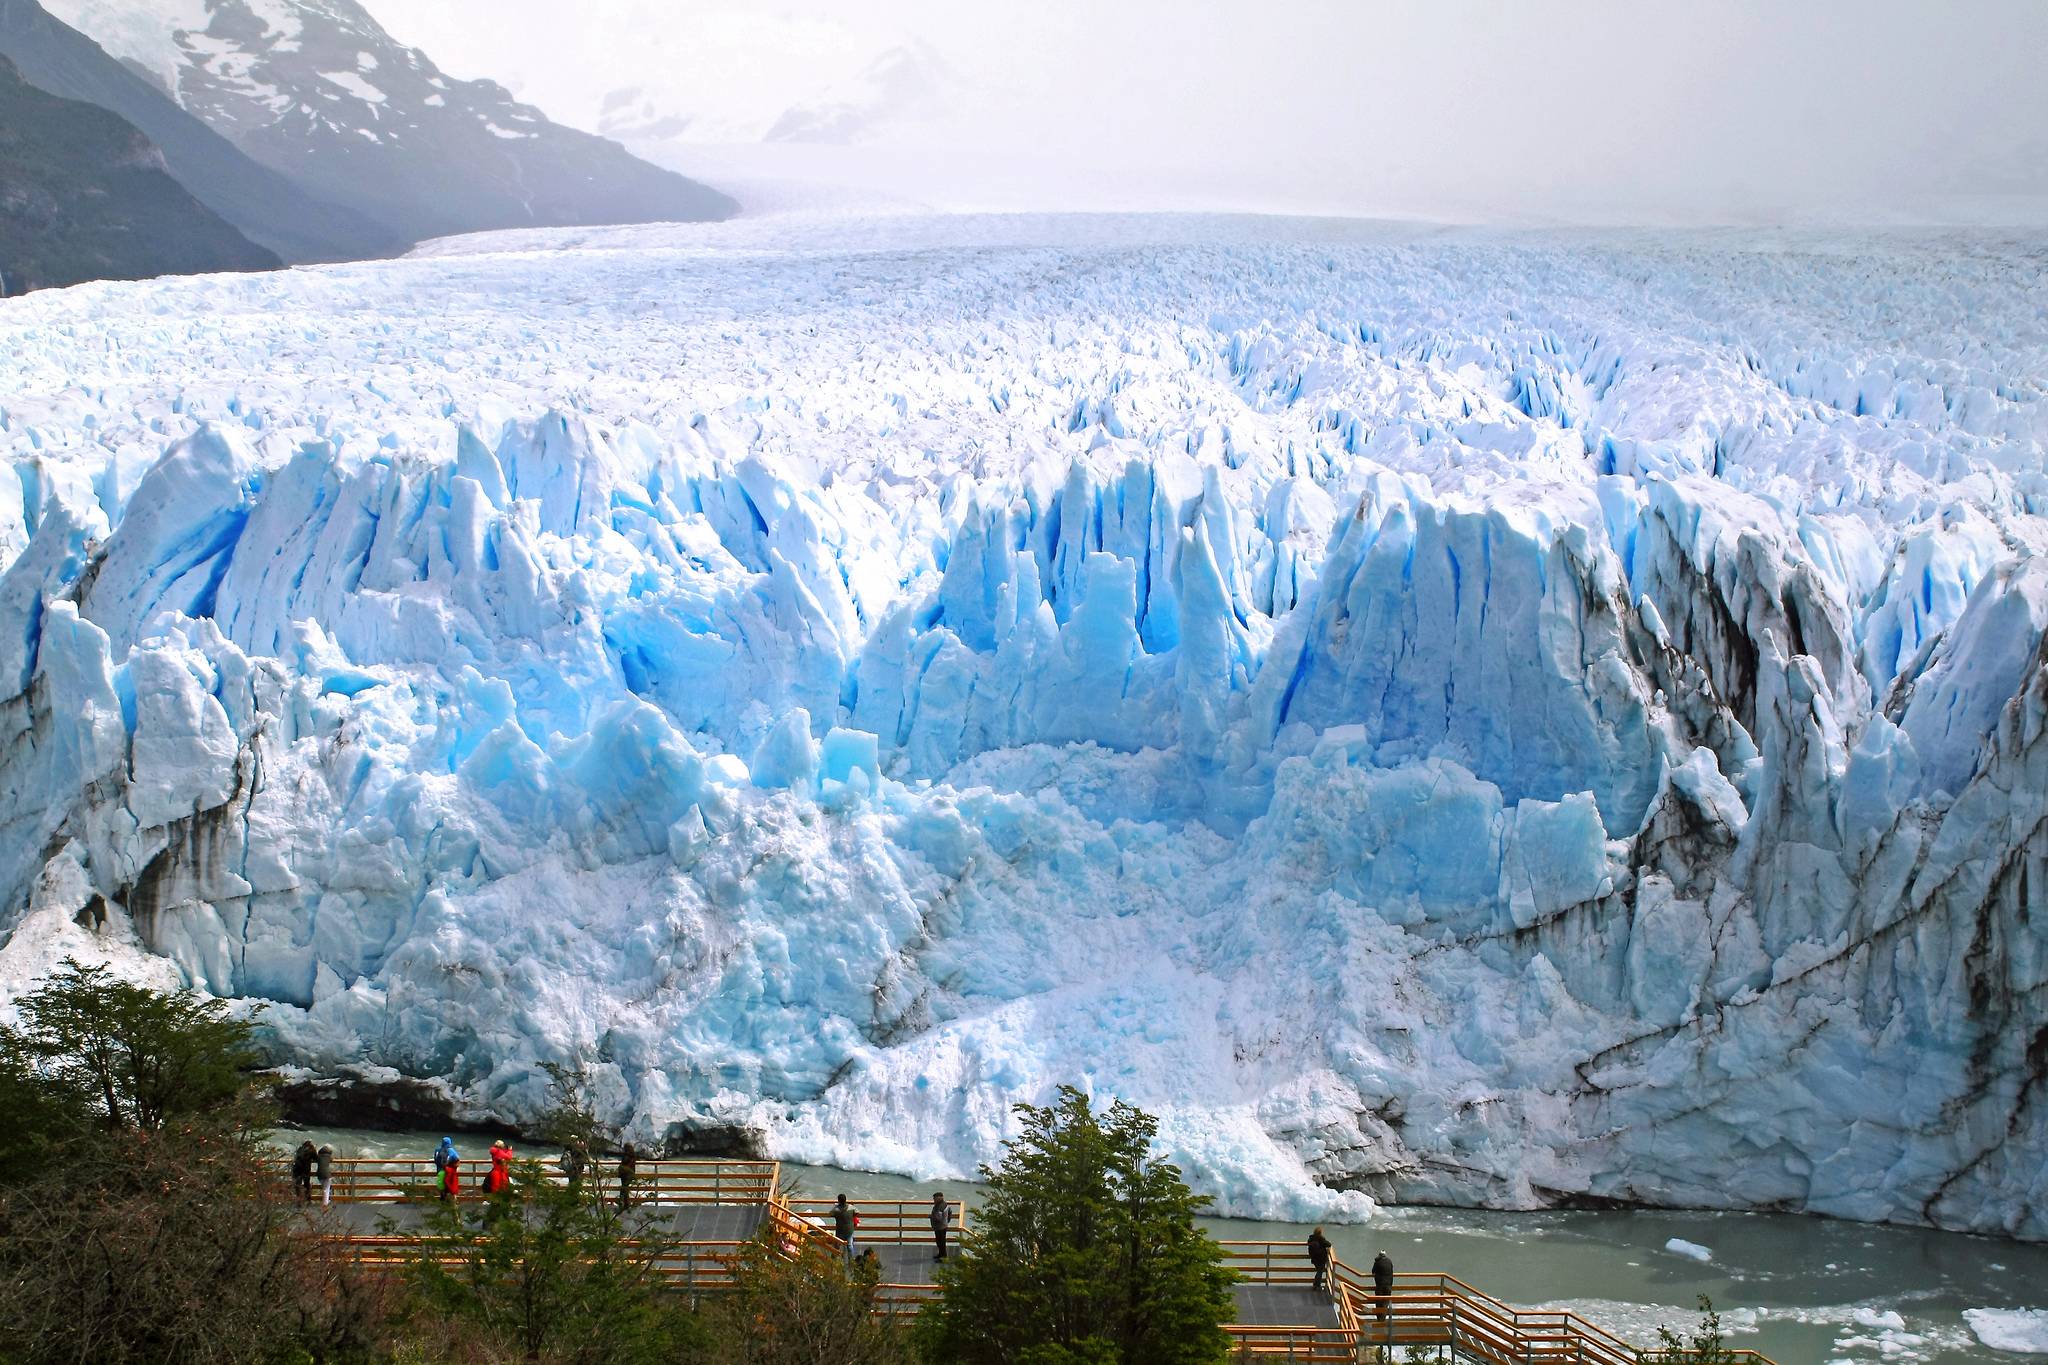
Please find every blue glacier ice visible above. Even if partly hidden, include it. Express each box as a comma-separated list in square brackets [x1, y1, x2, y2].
[0, 213, 2044, 1233]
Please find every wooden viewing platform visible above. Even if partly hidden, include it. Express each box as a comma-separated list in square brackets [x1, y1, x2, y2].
[292, 1157, 1780, 1362]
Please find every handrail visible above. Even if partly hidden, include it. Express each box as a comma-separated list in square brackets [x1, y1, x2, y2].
[1216, 1244, 1780, 1365]
[784, 1197, 969, 1244]
[282, 1155, 780, 1204]
[307, 1215, 1779, 1362]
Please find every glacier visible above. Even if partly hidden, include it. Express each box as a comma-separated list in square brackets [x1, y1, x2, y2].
[0, 213, 2044, 1234]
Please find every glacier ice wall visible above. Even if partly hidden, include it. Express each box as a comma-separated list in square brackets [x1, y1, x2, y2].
[1, 215, 2045, 1232]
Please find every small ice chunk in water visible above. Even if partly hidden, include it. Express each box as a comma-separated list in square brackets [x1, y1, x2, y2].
[1665, 1238, 1713, 1262]
[1965, 1308, 2048, 1354]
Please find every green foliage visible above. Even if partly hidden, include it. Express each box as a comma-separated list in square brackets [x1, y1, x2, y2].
[399, 1158, 700, 1364]
[0, 1044, 90, 1183]
[1653, 1296, 1743, 1364]
[0, 957, 263, 1135]
[535, 1058, 614, 1185]
[695, 1228, 915, 1365]
[918, 1087, 1238, 1365]
[0, 1119, 391, 1365]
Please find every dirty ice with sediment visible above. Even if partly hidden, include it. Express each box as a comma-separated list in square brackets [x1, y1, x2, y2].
[1, 212, 2044, 1239]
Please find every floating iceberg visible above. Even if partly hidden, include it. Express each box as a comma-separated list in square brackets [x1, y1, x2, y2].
[0, 213, 2044, 1232]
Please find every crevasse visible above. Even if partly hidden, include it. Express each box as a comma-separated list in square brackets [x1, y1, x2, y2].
[0, 215, 2043, 1233]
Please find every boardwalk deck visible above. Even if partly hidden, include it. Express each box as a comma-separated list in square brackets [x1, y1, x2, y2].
[307, 1200, 766, 1242]
[291, 1158, 1779, 1363]
[1230, 1284, 1342, 1329]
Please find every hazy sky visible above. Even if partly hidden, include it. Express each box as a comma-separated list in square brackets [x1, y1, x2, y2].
[363, 0, 2048, 224]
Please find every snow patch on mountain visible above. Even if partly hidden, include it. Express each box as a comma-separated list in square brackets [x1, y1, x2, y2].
[42, 0, 735, 243]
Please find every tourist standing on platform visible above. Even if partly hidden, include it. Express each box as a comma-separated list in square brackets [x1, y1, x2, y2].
[561, 1140, 586, 1190]
[1372, 1249, 1394, 1330]
[832, 1193, 859, 1264]
[1306, 1226, 1332, 1292]
[435, 1137, 461, 1202]
[290, 1141, 316, 1202]
[315, 1144, 334, 1207]
[616, 1142, 638, 1211]
[930, 1191, 951, 1261]
[485, 1139, 513, 1194]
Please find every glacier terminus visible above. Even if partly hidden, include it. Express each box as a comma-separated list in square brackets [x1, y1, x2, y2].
[0, 213, 2043, 1237]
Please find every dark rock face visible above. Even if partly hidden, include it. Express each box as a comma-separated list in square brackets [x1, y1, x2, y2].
[659, 1120, 771, 1160]
[61, 0, 738, 247]
[272, 1067, 522, 1138]
[0, 52, 278, 293]
[0, 0, 401, 264]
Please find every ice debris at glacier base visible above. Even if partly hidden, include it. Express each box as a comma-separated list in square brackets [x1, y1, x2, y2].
[0, 213, 2045, 1231]
[1965, 1308, 2048, 1354]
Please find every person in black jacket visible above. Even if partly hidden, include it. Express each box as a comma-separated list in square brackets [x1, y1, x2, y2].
[1306, 1226, 1332, 1292]
[615, 1142, 638, 1211]
[832, 1193, 859, 1264]
[290, 1141, 316, 1203]
[1371, 1249, 1395, 1330]
[929, 1192, 951, 1262]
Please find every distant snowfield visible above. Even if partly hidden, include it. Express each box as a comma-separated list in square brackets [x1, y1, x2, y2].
[1, 212, 2045, 1231]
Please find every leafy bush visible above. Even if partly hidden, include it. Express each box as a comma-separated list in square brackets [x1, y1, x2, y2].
[0, 957, 261, 1135]
[917, 1087, 1237, 1365]
[400, 1160, 701, 1365]
[1653, 1296, 1744, 1364]
[0, 1115, 391, 1364]
[695, 1228, 915, 1365]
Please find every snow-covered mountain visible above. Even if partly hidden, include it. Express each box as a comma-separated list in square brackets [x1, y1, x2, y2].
[1, 214, 2044, 1238]
[42, 0, 736, 245]
[600, 41, 956, 150]
[0, 0, 401, 263]
[761, 43, 952, 145]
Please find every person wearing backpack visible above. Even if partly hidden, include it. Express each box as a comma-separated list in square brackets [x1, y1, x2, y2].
[1306, 1226, 1332, 1292]
[929, 1191, 951, 1262]
[616, 1142, 638, 1211]
[485, 1139, 513, 1195]
[832, 1192, 859, 1264]
[434, 1137, 461, 1202]
[290, 1141, 317, 1203]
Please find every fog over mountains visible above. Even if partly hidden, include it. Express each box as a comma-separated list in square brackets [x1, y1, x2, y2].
[0, 0, 736, 291]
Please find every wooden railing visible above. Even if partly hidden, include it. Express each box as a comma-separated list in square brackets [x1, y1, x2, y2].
[296, 1177, 1776, 1363]
[1217, 1242, 1358, 1362]
[1333, 1267, 1779, 1365]
[294, 1155, 779, 1205]
[331, 1232, 757, 1307]
[1213, 1247, 1778, 1365]
[784, 1197, 968, 1245]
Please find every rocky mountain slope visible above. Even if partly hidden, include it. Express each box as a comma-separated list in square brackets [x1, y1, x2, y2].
[43, 0, 737, 244]
[0, 51, 276, 292]
[0, 0, 399, 263]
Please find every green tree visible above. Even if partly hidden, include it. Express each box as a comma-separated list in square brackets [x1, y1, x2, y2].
[0, 1101, 388, 1363]
[0, 957, 261, 1132]
[536, 1056, 615, 1189]
[1653, 1296, 1743, 1363]
[401, 1158, 700, 1364]
[0, 1044, 90, 1183]
[697, 1228, 914, 1365]
[918, 1087, 1237, 1365]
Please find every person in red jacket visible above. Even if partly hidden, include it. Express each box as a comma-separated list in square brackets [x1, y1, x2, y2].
[435, 1137, 461, 1202]
[485, 1139, 514, 1195]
